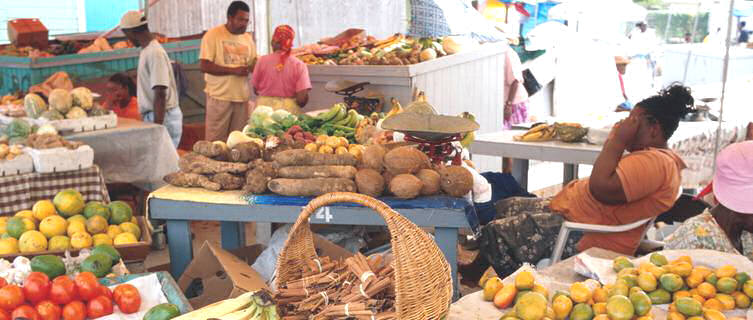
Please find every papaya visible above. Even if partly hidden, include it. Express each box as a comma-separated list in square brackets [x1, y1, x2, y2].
[660, 273, 684, 292]
[569, 303, 593, 320]
[630, 291, 652, 316]
[144, 303, 180, 320]
[91, 244, 121, 265]
[30, 255, 66, 279]
[80, 253, 113, 278]
[649, 253, 668, 266]
[613, 256, 634, 273]
[716, 277, 738, 294]
[675, 297, 702, 317]
[648, 289, 671, 305]
[606, 295, 634, 320]
[515, 292, 547, 320]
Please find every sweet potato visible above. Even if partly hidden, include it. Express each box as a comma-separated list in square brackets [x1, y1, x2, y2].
[272, 149, 357, 167]
[179, 152, 249, 175]
[355, 169, 384, 197]
[164, 172, 221, 191]
[267, 178, 357, 196]
[210, 172, 244, 190]
[230, 142, 261, 163]
[278, 165, 357, 179]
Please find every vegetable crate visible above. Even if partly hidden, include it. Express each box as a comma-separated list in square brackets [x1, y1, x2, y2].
[28, 145, 94, 173]
[0, 153, 33, 177]
[0, 39, 199, 95]
[0, 216, 153, 262]
[99, 271, 194, 314]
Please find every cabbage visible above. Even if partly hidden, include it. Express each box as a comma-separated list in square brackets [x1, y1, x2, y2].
[71, 87, 94, 110]
[37, 124, 58, 135]
[271, 109, 291, 123]
[24, 93, 47, 119]
[49, 89, 73, 114]
[7, 119, 31, 139]
[251, 105, 274, 127]
[40, 109, 64, 121]
[65, 106, 87, 119]
[261, 117, 277, 128]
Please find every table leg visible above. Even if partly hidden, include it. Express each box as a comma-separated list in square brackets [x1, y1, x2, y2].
[220, 221, 245, 250]
[563, 163, 579, 185]
[512, 159, 530, 191]
[165, 220, 192, 278]
[255, 222, 272, 245]
[434, 227, 459, 300]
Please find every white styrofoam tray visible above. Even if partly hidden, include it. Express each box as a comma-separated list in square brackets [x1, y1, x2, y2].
[29, 145, 94, 173]
[0, 112, 118, 133]
[0, 153, 33, 177]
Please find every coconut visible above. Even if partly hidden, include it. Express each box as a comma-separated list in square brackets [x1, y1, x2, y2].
[415, 169, 441, 196]
[439, 166, 473, 197]
[359, 144, 386, 172]
[389, 174, 423, 199]
[384, 146, 425, 174]
[355, 169, 385, 198]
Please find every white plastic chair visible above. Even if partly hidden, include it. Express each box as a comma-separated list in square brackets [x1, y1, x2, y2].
[541, 186, 683, 268]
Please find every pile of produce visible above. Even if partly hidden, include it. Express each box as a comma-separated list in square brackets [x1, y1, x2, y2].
[0, 270, 143, 319]
[23, 87, 109, 121]
[514, 123, 589, 143]
[0, 143, 24, 162]
[275, 253, 396, 319]
[267, 149, 358, 197]
[295, 32, 464, 66]
[77, 37, 132, 54]
[172, 290, 277, 320]
[0, 94, 25, 117]
[244, 104, 368, 145]
[0, 189, 140, 255]
[165, 137, 269, 192]
[480, 252, 753, 320]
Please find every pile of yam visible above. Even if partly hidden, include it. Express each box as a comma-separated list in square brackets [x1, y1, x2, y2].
[163, 140, 262, 191]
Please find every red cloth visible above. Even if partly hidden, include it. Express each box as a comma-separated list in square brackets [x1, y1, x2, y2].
[272, 25, 295, 71]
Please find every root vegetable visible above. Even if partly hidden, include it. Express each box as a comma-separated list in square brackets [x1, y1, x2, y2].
[242, 160, 278, 194]
[359, 145, 386, 172]
[230, 142, 261, 163]
[382, 171, 395, 194]
[268, 178, 357, 196]
[210, 172, 245, 190]
[272, 149, 357, 167]
[164, 172, 221, 191]
[388, 174, 423, 199]
[384, 146, 425, 174]
[179, 152, 249, 175]
[439, 166, 473, 197]
[192, 140, 230, 160]
[355, 169, 385, 197]
[278, 165, 357, 179]
[415, 169, 441, 196]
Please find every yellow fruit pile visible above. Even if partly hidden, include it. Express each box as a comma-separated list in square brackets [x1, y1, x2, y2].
[0, 190, 141, 255]
[304, 135, 364, 159]
[611, 253, 750, 320]
[481, 253, 750, 320]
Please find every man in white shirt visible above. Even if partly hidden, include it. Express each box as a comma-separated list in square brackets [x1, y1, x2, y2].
[120, 11, 183, 147]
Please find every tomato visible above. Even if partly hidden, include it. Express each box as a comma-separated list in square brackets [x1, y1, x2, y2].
[49, 277, 77, 305]
[98, 285, 112, 300]
[35, 300, 61, 320]
[0, 277, 7, 289]
[11, 305, 40, 320]
[23, 274, 51, 304]
[0, 309, 9, 320]
[86, 296, 113, 319]
[61, 301, 85, 320]
[113, 284, 141, 314]
[0, 284, 24, 311]
[73, 273, 99, 301]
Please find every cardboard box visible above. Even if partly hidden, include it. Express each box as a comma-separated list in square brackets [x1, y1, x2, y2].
[7, 19, 48, 49]
[178, 236, 352, 309]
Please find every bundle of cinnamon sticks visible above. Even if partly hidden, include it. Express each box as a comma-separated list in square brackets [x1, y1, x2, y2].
[276, 253, 397, 320]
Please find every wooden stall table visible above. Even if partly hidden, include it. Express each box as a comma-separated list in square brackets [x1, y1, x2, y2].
[147, 185, 477, 299]
[66, 118, 179, 191]
[0, 165, 109, 215]
[470, 120, 749, 190]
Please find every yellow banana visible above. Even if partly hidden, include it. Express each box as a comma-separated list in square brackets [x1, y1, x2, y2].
[520, 131, 544, 141]
[385, 97, 403, 118]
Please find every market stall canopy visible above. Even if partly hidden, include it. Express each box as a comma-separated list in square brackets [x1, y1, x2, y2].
[548, 0, 647, 21]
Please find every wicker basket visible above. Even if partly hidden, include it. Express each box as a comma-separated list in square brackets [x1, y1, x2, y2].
[275, 192, 452, 320]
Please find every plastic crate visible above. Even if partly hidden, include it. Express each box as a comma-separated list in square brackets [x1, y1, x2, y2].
[0, 39, 199, 95]
[28, 145, 94, 173]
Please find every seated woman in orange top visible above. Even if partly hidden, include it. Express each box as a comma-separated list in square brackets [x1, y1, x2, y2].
[479, 84, 692, 277]
[104, 73, 141, 121]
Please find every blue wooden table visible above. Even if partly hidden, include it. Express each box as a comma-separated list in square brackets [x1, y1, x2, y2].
[147, 186, 478, 298]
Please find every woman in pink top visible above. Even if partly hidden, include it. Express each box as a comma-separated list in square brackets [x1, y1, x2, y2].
[504, 48, 529, 129]
[252, 25, 312, 114]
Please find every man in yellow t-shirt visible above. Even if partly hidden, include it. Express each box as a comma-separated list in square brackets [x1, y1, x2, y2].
[199, 1, 257, 141]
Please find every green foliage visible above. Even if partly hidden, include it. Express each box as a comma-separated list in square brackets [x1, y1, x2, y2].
[648, 12, 710, 42]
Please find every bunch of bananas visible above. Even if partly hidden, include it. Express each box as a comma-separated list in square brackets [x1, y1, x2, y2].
[459, 111, 476, 148]
[174, 291, 278, 320]
[514, 123, 556, 142]
[315, 103, 364, 128]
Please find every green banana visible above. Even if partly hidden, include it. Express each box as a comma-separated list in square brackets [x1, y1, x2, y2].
[316, 104, 341, 122]
[347, 112, 360, 127]
[334, 113, 353, 126]
[329, 104, 348, 123]
[459, 112, 476, 148]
